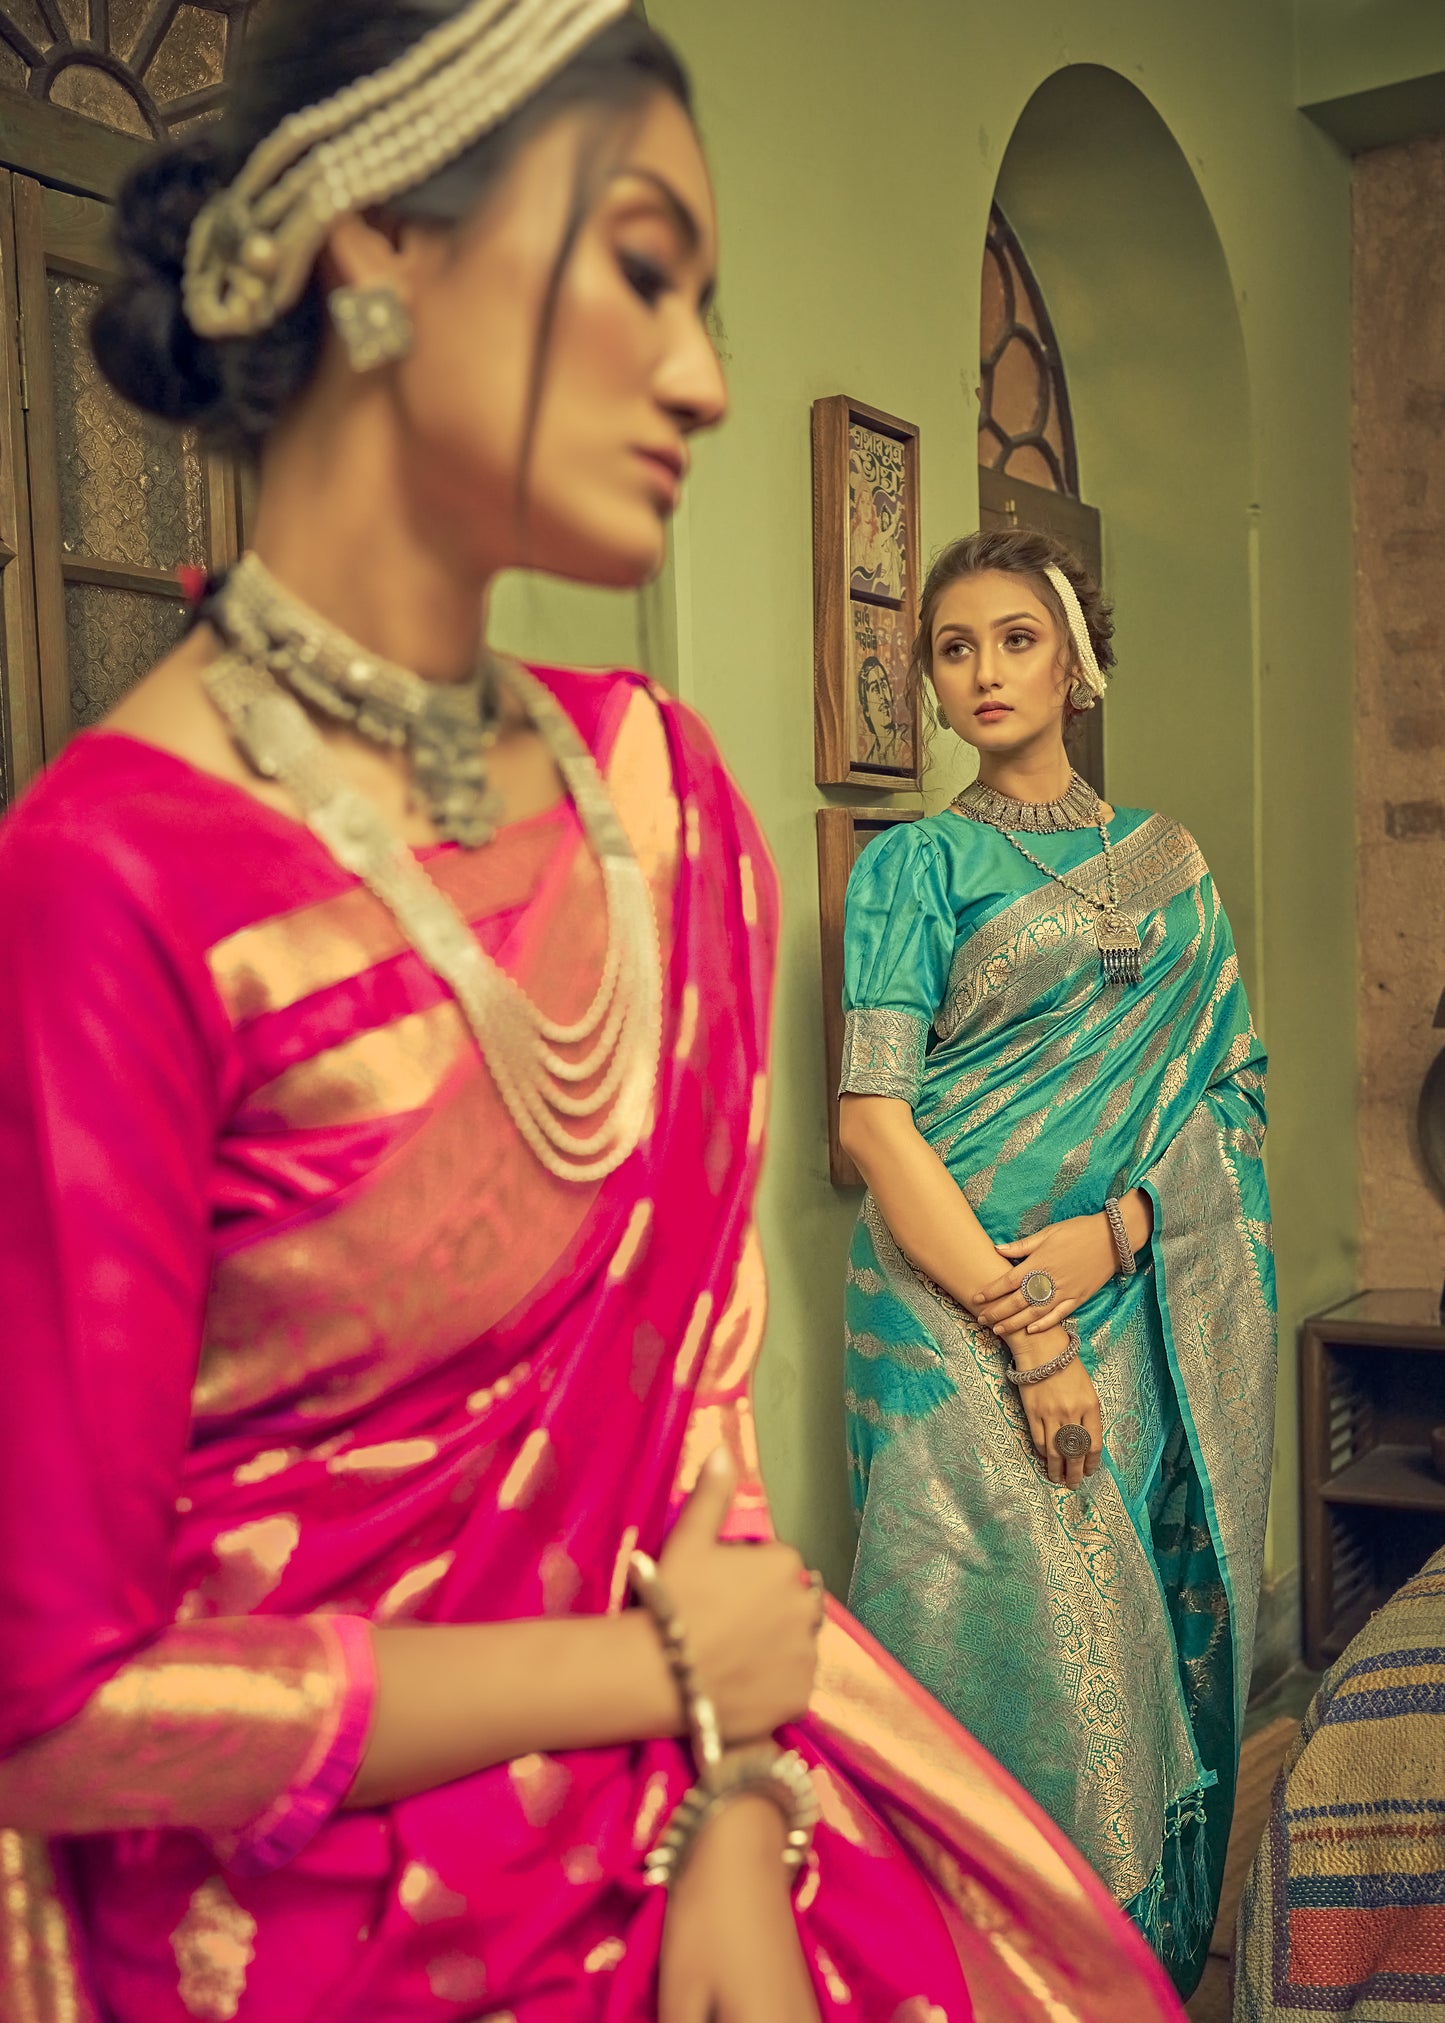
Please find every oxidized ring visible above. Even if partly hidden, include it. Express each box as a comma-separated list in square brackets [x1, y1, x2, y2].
[1021, 1269, 1057, 1308]
[1053, 1423, 1092, 1461]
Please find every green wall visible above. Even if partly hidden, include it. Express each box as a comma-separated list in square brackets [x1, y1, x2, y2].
[495, 1, 1360, 1600]
[1298, 0, 1445, 93]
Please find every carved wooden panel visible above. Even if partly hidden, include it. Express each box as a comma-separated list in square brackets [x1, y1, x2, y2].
[0, 1, 256, 140]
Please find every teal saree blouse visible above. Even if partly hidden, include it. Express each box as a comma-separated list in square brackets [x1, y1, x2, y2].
[841, 803, 1277, 2000]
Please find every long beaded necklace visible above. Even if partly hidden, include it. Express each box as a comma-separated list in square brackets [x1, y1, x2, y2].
[203, 555, 661, 1183]
[953, 772, 1146, 987]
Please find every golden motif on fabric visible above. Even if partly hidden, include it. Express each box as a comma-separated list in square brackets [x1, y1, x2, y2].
[633, 1769, 671, 1851]
[0, 1830, 95, 2023]
[498, 1429, 555, 1512]
[674, 1228, 770, 1520]
[242, 1003, 467, 1130]
[326, 1438, 439, 1479]
[375, 1553, 454, 1622]
[426, 1952, 489, 2004]
[607, 1199, 654, 1284]
[398, 1861, 466, 1925]
[508, 1753, 571, 1829]
[171, 1878, 256, 2022]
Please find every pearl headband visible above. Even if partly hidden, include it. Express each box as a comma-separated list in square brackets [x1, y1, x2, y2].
[1042, 564, 1108, 709]
[184, 0, 632, 341]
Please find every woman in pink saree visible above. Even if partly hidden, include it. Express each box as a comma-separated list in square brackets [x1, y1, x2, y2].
[0, 5, 1186, 2019]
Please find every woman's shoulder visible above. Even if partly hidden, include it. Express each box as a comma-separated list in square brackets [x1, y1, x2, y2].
[0, 731, 344, 956]
[1114, 804, 1209, 865]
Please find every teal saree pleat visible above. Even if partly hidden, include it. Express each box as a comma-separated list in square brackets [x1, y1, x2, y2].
[842, 808, 1277, 2002]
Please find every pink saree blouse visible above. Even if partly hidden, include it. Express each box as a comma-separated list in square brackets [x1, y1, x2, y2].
[0, 666, 1184, 2023]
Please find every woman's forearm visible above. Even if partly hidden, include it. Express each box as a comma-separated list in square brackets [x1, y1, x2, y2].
[838, 1095, 1006, 1308]
[349, 1613, 681, 1808]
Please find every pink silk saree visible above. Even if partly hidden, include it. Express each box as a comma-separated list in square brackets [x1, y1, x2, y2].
[0, 665, 1184, 2023]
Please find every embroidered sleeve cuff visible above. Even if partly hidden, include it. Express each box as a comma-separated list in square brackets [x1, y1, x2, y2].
[220, 1615, 377, 1878]
[0, 1615, 378, 1866]
[838, 1009, 928, 1104]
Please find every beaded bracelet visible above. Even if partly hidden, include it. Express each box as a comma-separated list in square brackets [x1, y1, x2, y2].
[627, 1550, 722, 1784]
[1103, 1196, 1137, 1278]
[642, 1742, 819, 1890]
[628, 1552, 819, 1891]
[1004, 1319, 1082, 1388]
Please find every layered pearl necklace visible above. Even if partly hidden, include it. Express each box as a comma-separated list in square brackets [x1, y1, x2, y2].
[204, 555, 661, 1183]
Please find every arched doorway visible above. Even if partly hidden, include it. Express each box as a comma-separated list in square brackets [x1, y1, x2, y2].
[991, 65, 1258, 986]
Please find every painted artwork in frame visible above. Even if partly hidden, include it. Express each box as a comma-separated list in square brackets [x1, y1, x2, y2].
[816, 805, 922, 1186]
[813, 395, 922, 790]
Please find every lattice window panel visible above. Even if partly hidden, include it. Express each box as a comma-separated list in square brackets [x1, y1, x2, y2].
[979, 205, 1079, 498]
[0, 0, 256, 140]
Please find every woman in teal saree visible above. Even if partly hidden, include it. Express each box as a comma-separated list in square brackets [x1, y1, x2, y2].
[839, 530, 1277, 2002]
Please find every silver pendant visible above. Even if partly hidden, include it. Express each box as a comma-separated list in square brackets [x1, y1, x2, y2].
[1094, 909, 1143, 986]
[411, 682, 503, 848]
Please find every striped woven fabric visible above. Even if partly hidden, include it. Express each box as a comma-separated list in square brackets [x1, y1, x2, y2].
[1235, 1545, 1445, 2020]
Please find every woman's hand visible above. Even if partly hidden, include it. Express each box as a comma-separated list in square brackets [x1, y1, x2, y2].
[1011, 1326, 1103, 1490]
[658, 1449, 824, 1745]
[660, 1794, 822, 2023]
[973, 1192, 1152, 1339]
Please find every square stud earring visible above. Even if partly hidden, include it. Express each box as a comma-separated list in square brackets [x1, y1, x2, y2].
[328, 284, 414, 372]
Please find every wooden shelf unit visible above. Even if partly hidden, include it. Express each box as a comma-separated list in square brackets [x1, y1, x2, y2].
[1300, 1291, 1445, 1670]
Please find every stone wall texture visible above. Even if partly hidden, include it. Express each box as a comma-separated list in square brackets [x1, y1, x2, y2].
[1354, 138, 1445, 1289]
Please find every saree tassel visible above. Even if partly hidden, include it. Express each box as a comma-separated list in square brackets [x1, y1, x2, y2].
[1122, 1771, 1219, 1964]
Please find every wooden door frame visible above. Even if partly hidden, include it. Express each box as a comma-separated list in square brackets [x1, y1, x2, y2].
[0, 170, 41, 796]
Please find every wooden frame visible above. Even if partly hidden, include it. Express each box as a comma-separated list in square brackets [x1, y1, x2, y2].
[816, 805, 922, 1187]
[977, 465, 1107, 797]
[813, 394, 922, 791]
[0, 171, 42, 802]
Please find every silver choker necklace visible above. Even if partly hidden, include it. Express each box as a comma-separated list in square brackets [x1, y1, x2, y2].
[952, 771, 1102, 835]
[208, 554, 506, 848]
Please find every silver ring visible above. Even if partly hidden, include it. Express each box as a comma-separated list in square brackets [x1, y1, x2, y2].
[1053, 1423, 1092, 1461]
[1021, 1269, 1057, 1309]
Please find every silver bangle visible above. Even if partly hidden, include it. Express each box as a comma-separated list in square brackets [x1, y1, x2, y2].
[1004, 1320, 1082, 1387]
[1103, 1197, 1137, 1278]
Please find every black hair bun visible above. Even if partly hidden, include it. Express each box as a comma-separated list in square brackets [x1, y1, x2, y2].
[91, 137, 232, 426]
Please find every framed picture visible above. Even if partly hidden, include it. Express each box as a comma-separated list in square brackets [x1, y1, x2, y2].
[813, 396, 922, 790]
[816, 805, 922, 1187]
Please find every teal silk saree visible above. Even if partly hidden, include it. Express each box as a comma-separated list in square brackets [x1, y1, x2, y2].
[841, 804, 1277, 2000]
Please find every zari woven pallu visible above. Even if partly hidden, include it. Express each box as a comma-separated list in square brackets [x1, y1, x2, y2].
[1235, 1545, 1445, 2022]
[840, 799, 1278, 2000]
[0, 667, 1186, 2022]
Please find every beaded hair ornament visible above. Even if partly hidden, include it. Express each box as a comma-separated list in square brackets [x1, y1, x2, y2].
[1043, 563, 1108, 711]
[184, 0, 632, 340]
